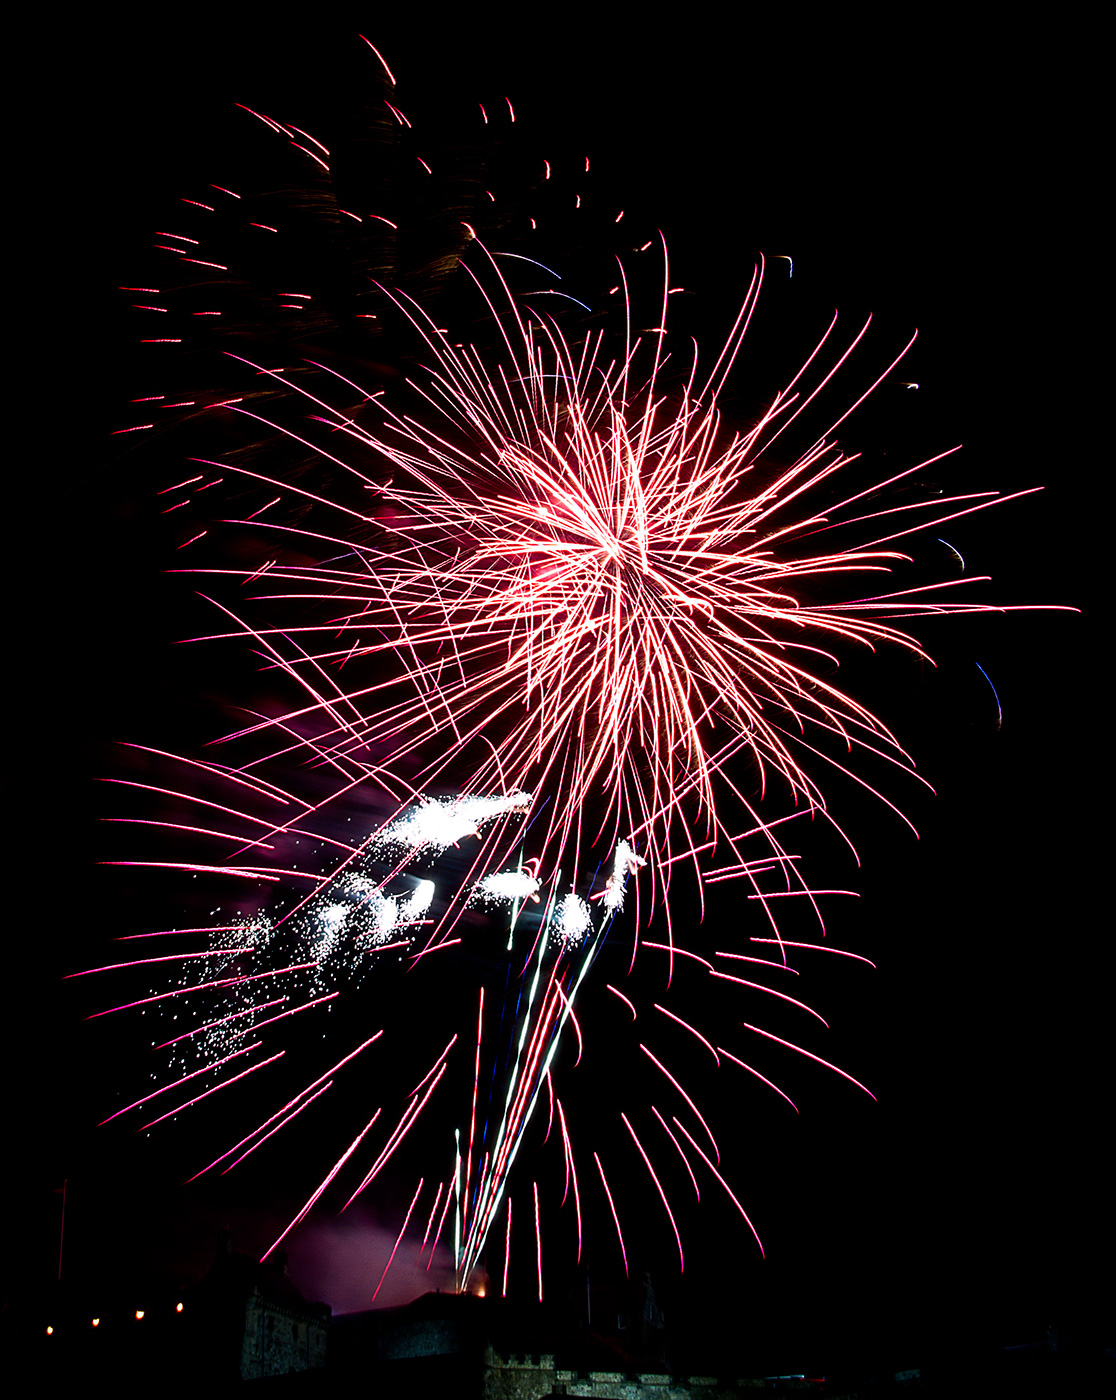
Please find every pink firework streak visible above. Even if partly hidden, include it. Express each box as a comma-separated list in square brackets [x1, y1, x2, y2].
[91, 41, 1066, 1301]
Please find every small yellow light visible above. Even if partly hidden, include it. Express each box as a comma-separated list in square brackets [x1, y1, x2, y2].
[91, 1318, 100, 1328]
[176, 1302, 184, 1313]
[45, 1325, 54, 1336]
[135, 1310, 145, 1321]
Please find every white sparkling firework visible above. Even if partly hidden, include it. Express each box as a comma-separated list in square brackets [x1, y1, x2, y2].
[375, 792, 533, 855]
[472, 869, 543, 907]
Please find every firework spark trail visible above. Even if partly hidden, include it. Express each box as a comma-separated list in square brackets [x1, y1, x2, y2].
[671, 1117, 764, 1256]
[92, 38, 1066, 1290]
[717, 1047, 800, 1113]
[419, 1180, 444, 1256]
[184, 1031, 384, 1181]
[532, 1180, 543, 1301]
[341, 1063, 447, 1212]
[555, 1097, 583, 1259]
[652, 1105, 702, 1200]
[221, 1079, 336, 1174]
[262, 1106, 383, 1262]
[502, 1197, 512, 1296]
[639, 1045, 721, 1162]
[372, 1177, 424, 1303]
[98, 1043, 262, 1125]
[456, 859, 631, 1287]
[141, 1050, 285, 1130]
[426, 1176, 454, 1270]
[594, 1151, 628, 1277]
[622, 1111, 685, 1271]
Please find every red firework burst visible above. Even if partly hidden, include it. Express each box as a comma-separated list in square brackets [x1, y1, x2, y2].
[85, 36, 1065, 1302]
[185, 237, 1036, 926]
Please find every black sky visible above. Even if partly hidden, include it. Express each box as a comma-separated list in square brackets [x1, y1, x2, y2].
[17, 11, 1104, 1376]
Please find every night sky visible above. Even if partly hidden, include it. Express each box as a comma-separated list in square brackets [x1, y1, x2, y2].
[16, 13, 1104, 1379]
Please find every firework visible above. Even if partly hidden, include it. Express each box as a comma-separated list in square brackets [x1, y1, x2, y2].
[88, 35, 1060, 1304]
